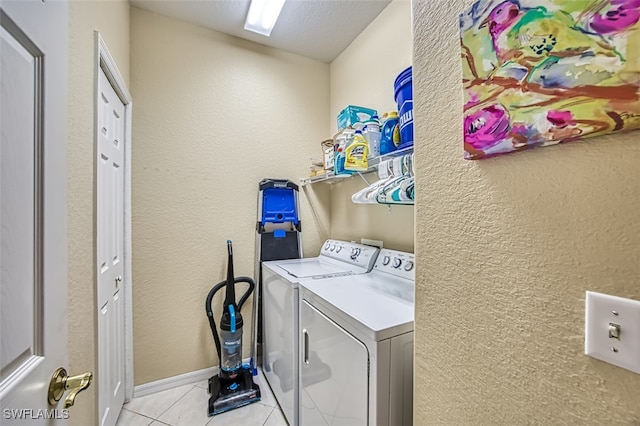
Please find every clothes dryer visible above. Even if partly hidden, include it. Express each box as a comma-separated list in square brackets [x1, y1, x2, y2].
[298, 248, 415, 426]
[261, 240, 379, 426]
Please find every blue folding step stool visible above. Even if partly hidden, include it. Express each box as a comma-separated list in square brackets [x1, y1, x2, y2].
[252, 179, 302, 370]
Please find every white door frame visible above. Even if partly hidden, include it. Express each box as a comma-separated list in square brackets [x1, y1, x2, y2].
[94, 32, 134, 403]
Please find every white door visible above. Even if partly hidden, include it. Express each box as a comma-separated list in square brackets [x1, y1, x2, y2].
[300, 300, 369, 426]
[96, 68, 126, 426]
[0, 0, 71, 424]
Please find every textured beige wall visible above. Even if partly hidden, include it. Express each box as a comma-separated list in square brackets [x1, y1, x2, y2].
[413, 0, 640, 424]
[68, 1, 130, 424]
[327, 0, 414, 251]
[130, 8, 330, 385]
[329, 0, 412, 134]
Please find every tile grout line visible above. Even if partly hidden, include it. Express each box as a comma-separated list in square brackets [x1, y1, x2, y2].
[119, 407, 157, 426]
[262, 405, 276, 426]
[151, 383, 197, 424]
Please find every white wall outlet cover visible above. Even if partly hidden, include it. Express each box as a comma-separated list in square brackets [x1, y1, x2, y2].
[585, 291, 640, 374]
[361, 238, 383, 248]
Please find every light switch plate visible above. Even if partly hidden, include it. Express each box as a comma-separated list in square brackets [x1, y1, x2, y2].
[585, 291, 640, 374]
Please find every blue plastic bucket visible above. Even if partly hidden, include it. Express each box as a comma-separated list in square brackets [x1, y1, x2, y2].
[394, 66, 413, 149]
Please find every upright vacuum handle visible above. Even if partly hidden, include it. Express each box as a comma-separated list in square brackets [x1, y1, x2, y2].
[224, 240, 237, 308]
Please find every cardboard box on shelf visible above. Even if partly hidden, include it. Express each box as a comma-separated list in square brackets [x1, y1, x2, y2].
[321, 139, 334, 171]
[337, 105, 377, 132]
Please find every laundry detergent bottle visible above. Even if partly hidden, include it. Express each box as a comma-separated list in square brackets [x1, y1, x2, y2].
[380, 112, 399, 155]
[334, 145, 345, 175]
[344, 130, 369, 171]
[363, 115, 381, 158]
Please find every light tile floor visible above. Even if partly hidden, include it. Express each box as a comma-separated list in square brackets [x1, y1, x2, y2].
[116, 370, 287, 426]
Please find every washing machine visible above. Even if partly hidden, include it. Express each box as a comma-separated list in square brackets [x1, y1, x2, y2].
[261, 239, 379, 426]
[298, 248, 415, 426]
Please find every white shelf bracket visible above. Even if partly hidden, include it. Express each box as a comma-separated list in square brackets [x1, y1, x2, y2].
[357, 172, 371, 186]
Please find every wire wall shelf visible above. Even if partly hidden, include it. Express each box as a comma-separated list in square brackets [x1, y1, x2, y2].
[301, 146, 413, 186]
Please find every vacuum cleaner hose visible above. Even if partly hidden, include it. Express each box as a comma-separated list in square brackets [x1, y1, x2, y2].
[206, 276, 256, 358]
[235, 276, 256, 311]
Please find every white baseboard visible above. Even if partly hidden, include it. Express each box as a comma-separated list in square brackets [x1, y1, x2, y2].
[132, 358, 253, 399]
[132, 366, 217, 399]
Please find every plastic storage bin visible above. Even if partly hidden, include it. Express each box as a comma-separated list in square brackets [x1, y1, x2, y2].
[394, 67, 413, 149]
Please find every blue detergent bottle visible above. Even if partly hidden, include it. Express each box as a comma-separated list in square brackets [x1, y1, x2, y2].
[380, 112, 399, 155]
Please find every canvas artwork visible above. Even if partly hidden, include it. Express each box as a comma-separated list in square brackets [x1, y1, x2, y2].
[460, 0, 640, 159]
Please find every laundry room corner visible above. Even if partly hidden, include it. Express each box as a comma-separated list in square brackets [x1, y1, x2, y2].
[327, 0, 415, 251]
[129, 7, 330, 387]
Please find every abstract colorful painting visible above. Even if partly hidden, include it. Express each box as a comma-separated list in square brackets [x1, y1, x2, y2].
[460, 0, 640, 159]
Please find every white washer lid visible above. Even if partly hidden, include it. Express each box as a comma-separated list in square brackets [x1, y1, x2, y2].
[275, 258, 366, 279]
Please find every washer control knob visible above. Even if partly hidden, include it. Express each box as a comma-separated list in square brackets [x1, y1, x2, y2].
[336, 245, 342, 253]
[324, 242, 330, 250]
[382, 256, 391, 266]
[403, 261, 414, 271]
[330, 244, 336, 251]
[350, 247, 361, 259]
[392, 257, 402, 268]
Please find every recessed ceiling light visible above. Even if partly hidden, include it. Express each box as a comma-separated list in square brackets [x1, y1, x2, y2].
[244, 0, 286, 37]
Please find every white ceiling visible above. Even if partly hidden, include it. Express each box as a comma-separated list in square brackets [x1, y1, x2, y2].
[128, 0, 392, 63]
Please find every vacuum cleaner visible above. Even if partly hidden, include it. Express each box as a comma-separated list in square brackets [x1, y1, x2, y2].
[206, 240, 261, 416]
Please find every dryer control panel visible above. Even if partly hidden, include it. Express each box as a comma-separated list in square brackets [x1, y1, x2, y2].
[320, 239, 379, 271]
[373, 249, 415, 280]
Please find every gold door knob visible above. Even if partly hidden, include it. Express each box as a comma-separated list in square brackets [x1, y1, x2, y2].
[48, 367, 93, 408]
